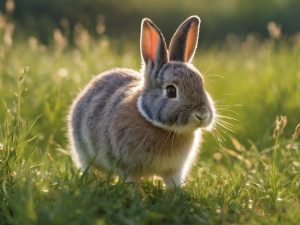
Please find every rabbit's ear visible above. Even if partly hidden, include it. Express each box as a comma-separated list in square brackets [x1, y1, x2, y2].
[169, 16, 200, 63]
[140, 18, 168, 71]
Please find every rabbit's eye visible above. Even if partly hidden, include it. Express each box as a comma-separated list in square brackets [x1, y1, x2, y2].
[166, 85, 177, 98]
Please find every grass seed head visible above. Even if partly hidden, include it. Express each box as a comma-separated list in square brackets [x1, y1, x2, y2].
[267, 21, 282, 40]
[273, 115, 288, 139]
[5, 0, 15, 14]
[292, 123, 300, 140]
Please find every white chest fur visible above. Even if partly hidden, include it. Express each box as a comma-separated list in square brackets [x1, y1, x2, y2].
[138, 129, 201, 177]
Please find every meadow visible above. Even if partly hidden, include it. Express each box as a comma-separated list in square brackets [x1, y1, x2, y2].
[0, 17, 300, 225]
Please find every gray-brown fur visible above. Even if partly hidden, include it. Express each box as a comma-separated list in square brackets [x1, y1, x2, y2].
[68, 16, 216, 187]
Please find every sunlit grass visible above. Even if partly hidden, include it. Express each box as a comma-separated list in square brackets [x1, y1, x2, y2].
[0, 20, 300, 225]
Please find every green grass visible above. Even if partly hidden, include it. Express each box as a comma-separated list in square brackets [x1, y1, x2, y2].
[0, 34, 300, 225]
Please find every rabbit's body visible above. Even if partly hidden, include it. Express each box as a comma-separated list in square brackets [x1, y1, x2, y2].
[69, 16, 216, 187]
[70, 68, 199, 183]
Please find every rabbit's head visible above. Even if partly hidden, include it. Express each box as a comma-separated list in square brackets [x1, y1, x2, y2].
[137, 16, 215, 133]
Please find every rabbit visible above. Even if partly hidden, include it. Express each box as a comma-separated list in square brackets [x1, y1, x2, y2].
[68, 15, 216, 188]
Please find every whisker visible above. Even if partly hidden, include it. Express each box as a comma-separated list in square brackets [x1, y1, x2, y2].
[216, 119, 234, 128]
[206, 78, 217, 84]
[216, 119, 236, 129]
[216, 121, 236, 134]
[215, 108, 239, 116]
[215, 125, 231, 142]
[206, 74, 224, 79]
[201, 60, 222, 76]
[217, 115, 239, 122]
[211, 128, 225, 146]
[213, 94, 236, 103]
[215, 104, 243, 108]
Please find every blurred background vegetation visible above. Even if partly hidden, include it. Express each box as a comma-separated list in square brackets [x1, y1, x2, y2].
[0, 0, 299, 147]
[0, 1, 300, 224]
[1, 0, 300, 44]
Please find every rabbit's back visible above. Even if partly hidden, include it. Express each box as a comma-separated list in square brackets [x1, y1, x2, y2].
[69, 68, 140, 169]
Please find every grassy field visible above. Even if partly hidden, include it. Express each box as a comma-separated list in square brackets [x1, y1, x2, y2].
[0, 29, 300, 225]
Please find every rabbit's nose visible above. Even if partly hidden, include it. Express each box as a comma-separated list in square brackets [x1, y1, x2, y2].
[194, 113, 208, 121]
[193, 108, 209, 122]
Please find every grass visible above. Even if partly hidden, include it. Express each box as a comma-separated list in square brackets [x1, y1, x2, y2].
[0, 30, 300, 224]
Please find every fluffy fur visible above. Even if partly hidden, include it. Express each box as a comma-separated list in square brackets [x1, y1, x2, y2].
[68, 16, 216, 187]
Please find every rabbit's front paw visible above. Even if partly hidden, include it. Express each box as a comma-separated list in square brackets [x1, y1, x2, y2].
[163, 171, 184, 188]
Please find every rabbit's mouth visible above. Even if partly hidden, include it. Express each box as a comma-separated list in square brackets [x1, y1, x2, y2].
[191, 117, 213, 130]
[188, 106, 214, 129]
[164, 113, 214, 133]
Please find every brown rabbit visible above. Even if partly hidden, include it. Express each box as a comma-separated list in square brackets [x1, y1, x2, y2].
[68, 16, 216, 187]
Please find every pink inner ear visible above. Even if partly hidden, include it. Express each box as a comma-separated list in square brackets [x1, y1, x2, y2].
[184, 22, 198, 62]
[143, 25, 159, 62]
